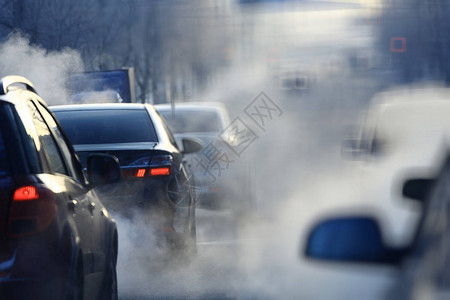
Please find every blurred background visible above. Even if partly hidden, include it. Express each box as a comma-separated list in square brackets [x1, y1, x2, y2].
[1, 0, 450, 299]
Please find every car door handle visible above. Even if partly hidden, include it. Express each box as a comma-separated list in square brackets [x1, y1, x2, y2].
[88, 202, 96, 211]
[68, 200, 78, 212]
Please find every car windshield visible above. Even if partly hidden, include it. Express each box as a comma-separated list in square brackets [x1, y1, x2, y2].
[158, 109, 222, 134]
[54, 109, 158, 145]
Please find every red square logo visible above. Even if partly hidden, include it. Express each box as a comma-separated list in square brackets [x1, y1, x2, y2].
[390, 37, 407, 53]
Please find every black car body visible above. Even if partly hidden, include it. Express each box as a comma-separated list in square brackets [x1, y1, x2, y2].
[51, 104, 199, 255]
[0, 76, 120, 300]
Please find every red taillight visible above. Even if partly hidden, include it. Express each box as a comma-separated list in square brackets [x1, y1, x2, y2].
[136, 169, 146, 177]
[8, 186, 58, 238]
[148, 154, 172, 176]
[13, 186, 39, 201]
[122, 154, 173, 178]
[149, 167, 170, 176]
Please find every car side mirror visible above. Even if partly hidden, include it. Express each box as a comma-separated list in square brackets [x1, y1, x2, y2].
[402, 178, 435, 202]
[87, 154, 121, 187]
[304, 216, 407, 264]
[181, 138, 203, 154]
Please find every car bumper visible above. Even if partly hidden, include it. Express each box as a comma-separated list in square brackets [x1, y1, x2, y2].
[0, 277, 66, 300]
[0, 234, 66, 300]
[96, 178, 192, 234]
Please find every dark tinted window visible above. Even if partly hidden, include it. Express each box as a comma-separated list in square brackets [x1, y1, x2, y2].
[0, 127, 9, 177]
[2, 103, 41, 174]
[36, 102, 84, 182]
[159, 110, 222, 133]
[28, 102, 68, 175]
[155, 111, 178, 148]
[54, 109, 158, 145]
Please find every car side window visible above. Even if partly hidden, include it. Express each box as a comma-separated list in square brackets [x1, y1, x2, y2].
[165, 122, 179, 148]
[157, 112, 179, 148]
[35, 101, 85, 183]
[27, 101, 68, 176]
[369, 132, 385, 156]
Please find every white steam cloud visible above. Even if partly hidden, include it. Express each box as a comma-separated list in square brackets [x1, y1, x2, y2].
[0, 3, 426, 300]
[113, 3, 386, 300]
[0, 34, 83, 105]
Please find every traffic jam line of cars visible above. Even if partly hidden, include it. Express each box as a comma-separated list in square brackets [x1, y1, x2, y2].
[0, 76, 204, 299]
[51, 104, 201, 257]
[4, 74, 450, 300]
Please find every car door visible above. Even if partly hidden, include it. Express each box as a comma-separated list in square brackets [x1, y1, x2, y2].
[26, 100, 96, 273]
[401, 157, 450, 299]
[89, 190, 109, 276]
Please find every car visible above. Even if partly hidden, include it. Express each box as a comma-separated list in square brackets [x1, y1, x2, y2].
[51, 103, 201, 257]
[155, 102, 252, 212]
[341, 88, 450, 248]
[154, 102, 231, 150]
[278, 70, 313, 91]
[293, 88, 450, 299]
[304, 150, 450, 299]
[0, 75, 121, 300]
[395, 159, 450, 299]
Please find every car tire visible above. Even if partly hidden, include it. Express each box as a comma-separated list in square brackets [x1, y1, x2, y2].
[168, 222, 197, 265]
[183, 201, 198, 258]
[186, 223, 198, 256]
[67, 258, 84, 300]
[102, 260, 118, 300]
[102, 231, 118, 300]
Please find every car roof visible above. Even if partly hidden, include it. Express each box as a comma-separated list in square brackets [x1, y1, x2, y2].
[371, 86, 450, 107]
[0, 88, 48, 109]
[362, 87, 450, 123]
[379, 99, 450, 112]
[0, 75, 46, 107]
[154, 101, 227, 112]
[50, 103, 149, 111]
[50, 102, 173, 146]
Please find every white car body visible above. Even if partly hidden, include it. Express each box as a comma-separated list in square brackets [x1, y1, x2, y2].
[292, 87, 450, 299]
[350, 88, 450, 248]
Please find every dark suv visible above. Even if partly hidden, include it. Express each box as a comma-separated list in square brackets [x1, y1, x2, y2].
[0, 76, 121, 299]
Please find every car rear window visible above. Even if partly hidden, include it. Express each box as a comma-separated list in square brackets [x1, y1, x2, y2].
[158, 109, 222, 134]
[54, 109, 158, 145]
